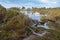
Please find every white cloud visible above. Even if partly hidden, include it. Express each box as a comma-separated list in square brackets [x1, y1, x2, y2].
[0, 0, 59, 8]
[24, 3, 36, 7]
[40, 0, 49, 3]
[36, 0, 58, 8]
[37, 0, 57, 4]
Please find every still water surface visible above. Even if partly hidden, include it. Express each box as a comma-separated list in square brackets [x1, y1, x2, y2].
[20, 11, 49, 29]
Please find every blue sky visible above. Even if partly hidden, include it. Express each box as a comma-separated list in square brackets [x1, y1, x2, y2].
[0, 0, 60, 8]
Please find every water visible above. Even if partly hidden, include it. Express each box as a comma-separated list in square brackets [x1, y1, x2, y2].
[20, 11, 49, 29]
[20, 11, 41, 21]
[36, 23, 49, 29]
[20, 11, 49, 39]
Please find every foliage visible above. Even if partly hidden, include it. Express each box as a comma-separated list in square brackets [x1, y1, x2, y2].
[32, 7, 60, 40]
[0, 5, 60, 40]
[9, 7, 20, 12]
[0, 5, 32, 40]
[0, 5, 6, 23]
[22, 7, 25, 9]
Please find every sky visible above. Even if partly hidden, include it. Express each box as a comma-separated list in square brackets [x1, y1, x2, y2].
[0, 0, 60, 8]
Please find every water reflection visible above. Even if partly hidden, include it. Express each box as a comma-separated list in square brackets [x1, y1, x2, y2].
[37, 23, 49, 29]
[20, 11, 49, 29]
[20, 11, 41, 21]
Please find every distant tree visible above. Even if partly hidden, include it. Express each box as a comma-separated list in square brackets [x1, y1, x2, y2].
[22, 7, 25, 9]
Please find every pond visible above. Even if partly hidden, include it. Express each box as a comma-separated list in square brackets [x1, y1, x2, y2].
[20, 11, 49, 29]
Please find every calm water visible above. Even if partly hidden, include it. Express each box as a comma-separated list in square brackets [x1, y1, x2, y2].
[20, 11, 49, 29]
[20, 11, 41, 21]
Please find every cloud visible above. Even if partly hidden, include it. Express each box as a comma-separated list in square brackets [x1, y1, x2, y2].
[0, 0, 60, 8]
[40, 0, 49, 3]
[0, 0, 38, 8]
[37, 0, 57, 4]
[36, 0, 60, 8]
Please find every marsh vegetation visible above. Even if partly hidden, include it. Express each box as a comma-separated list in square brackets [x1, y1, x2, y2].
[0, 5, 60, 40]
